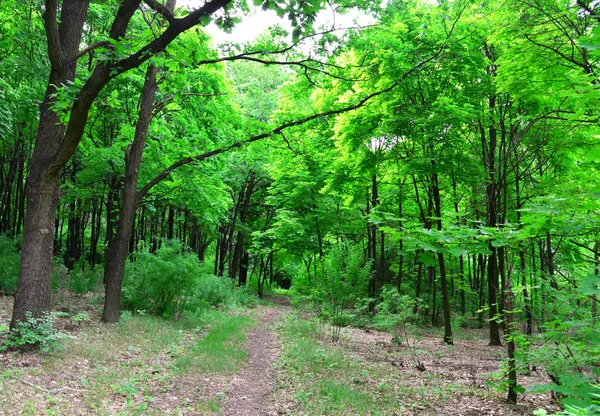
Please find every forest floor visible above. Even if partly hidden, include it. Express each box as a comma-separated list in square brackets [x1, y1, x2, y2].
[0, 293, 559, 415]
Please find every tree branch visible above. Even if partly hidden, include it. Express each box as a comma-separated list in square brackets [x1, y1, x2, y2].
[73, 41, 110, 62]
[43, 0, 62, 69]
[109, 0, 233, 78]
[143, 0, 174, 22]
[524, 34, 587, 71]
[151, 91, 227, 119]
[138, 48, 444, 199]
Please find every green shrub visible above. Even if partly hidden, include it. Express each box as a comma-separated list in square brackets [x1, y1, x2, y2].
[66, 261, 102, 294]
[0, 235, 20, 295]
[122, 240, 258, 318]
[123, 241, 204, 317]
[525, 317, 600, 414]
[1, 312, 73, 352]
[291, 242, 371, 325]
[373, 286, 421, 342]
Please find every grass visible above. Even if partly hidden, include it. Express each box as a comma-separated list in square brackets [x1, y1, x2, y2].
[175, 313, 254, 374]
[275, 313, 495, 415]
[276, 316, 402, 415]
[0, 308, 256, 415]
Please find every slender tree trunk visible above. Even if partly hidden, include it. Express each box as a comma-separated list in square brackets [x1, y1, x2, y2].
[239, 250, 249, 286]
[478, 254, 486, 329]
[432, 168, 452, 344]
[366, 183, 376, 312]
[431, 266, 437, 326]
[102, 56, 163, 322]
[499, 246, 517, 403]
[414, 258, 423, 314]
[398, 189, 404, 291]
[487, 248, 502, 345]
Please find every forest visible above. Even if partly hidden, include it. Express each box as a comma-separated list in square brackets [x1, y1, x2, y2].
[0, 0, 599, 414]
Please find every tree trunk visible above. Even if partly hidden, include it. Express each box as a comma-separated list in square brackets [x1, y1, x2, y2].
[432, 168, 452, 344]
[11, 0, 90, 327]
[102, 59, 162, 323]
[414, 258, 423, 314]
[500, 246, 517, 403]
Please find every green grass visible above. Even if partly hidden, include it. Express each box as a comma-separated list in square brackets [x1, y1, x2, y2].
[276, 314, 460, 415]
[176, 313, 254, 374]
[0, 309, 256, 415]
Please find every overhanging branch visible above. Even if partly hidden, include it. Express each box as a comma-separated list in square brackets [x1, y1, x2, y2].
[137, 47, 444, 199]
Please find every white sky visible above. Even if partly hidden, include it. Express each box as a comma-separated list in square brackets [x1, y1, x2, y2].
[181, 1, 375, 46]
[206, 9, 283, 45]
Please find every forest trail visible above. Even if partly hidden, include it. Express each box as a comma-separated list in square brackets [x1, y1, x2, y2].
[221, 299, 290, 416]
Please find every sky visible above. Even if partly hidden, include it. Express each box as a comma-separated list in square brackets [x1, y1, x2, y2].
[181, 1, 375, 46]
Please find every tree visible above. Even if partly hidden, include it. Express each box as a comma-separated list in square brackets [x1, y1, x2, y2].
[9, 0, 340, 327]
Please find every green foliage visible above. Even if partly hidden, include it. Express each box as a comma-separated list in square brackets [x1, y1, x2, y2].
[65, 262, 102, 294]
[526, 316, 600, 414]
[0, 235, 20, 295]
[123, 240, 257, 317]
[373, 286, 420, 341]
[1, 312, 73, 352]
[291, 242, 370, 327]
[123, 240, 211, 316]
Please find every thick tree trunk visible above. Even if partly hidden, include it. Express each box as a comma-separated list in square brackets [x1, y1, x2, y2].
[12, 0, 234, 327]
[11, 0, 90, 327]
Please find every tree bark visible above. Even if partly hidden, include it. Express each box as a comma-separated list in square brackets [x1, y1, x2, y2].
[12, 0, 235, 327]
[11, 0, 90, 327]
[102, 61, 161, 323]
[431, 168, 452, 344]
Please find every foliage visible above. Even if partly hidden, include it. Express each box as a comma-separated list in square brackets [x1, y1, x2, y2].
[0, 235, 20, 295]
[0, 312, 73, 352]
[64, 261, 102, 294]
[291, 242, 370, 326]
[373, 286, 420, 342]
[526, 315, 600, 414]
[123, 240, 257, 317]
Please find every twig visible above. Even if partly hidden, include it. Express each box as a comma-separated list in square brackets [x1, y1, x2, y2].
[11, 376, 86, 394]
[73, 41, 109, 62]
[403, 326, 426, 371]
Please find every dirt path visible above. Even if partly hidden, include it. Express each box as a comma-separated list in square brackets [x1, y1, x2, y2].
[221, 303, 287, 416]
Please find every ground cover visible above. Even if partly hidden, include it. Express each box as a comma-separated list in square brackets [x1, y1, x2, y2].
[273, 312, 561, 415]
[0, 294, 255, 415]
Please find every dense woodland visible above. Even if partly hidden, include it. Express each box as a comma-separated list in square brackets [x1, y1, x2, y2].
[0, 0, 600, 413]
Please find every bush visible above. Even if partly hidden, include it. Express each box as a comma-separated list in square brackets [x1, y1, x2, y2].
[373, 286, 420, 341]
[1, 312, 73, 352]
[0, 235, 20, 295]
[65, 261, 102, 294]
[526, 318, 600, 414]
[122, 240, 258, 318]
[123, 241, 205, 317]
[291, 242, 370, 319]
